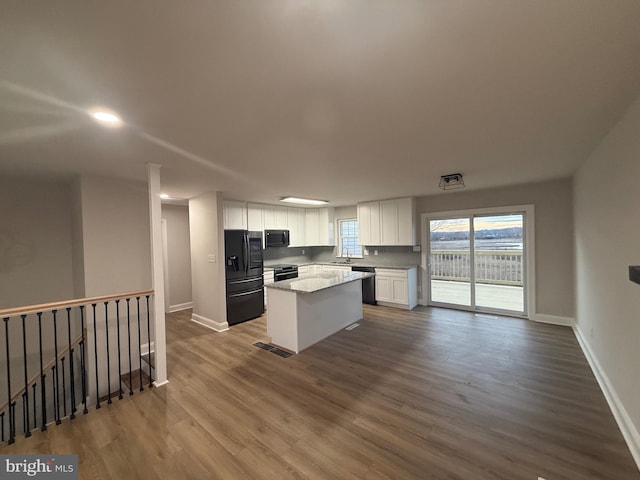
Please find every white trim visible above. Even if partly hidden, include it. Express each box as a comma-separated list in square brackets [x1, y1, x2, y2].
[420, 204, 535, 319]
[531, 313, 574, 327]
[153, 379, 170, 388]
[191, 312, 229, 332]
[161, 218, 170, 311]
[147, 163, 168, 385]
[573, 324, 640, 469]
[169, 301, 193, 313]
[141, 341, 155, 356]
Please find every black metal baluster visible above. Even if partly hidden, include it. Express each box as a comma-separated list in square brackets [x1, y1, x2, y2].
[22, 393, 27, 436]
[3, 317, 14, 444]
[52, 310, 61, 425]
[20, 314, 31, 437]
[116, 300, 123, 399]
[32, 383, 37, 431]
[51, 367, 57, 424]
[92, 303, 100, 409]
[136, 297, 143, 391]
[146, 295, 152, 387]
[66, 308, 76, 420]
[37, 312, 47, 431]
[126, 298, 133, 396]
[104, 302, 112, 404]
[80, 306, 88, 414]
[9, 402, 16, 442]
[1, 411, 4, 442]
[61, 357, 67, 418]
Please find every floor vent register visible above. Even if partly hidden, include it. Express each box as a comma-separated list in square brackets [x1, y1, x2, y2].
[254, 342, 292, 358]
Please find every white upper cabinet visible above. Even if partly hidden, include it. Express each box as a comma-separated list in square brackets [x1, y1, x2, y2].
[263, 205, 287, 229]
[305, 207, 335, 246]
[223, 201, 247, 230]
[287, 207, 307, 247]
[247, 203, 265, 246]
[357, 201, 381, 246]
[361, 197, 415, 246]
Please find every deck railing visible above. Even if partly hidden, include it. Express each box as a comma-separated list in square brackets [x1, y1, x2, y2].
[430, 250, 523, 286]
[0, 290, 155, 445]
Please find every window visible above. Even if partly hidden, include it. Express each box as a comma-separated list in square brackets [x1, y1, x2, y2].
[339, 219, 363, 257]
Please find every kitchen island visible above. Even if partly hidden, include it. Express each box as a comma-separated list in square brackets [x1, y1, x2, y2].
[265, 271, 374, 353]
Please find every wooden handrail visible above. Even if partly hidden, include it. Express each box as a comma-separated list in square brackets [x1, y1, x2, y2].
[0, 289, 154, 318]
[0, 334, 84, 413]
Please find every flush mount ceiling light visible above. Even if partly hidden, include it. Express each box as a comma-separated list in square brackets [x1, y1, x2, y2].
[280, 197, 329, 206]
[89, 108, 123, 127]
[160, 193, 170, 199]
[439, 173, 465, 190]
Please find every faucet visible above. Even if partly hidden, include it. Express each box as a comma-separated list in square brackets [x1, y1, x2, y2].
[342, 246, 351, 263]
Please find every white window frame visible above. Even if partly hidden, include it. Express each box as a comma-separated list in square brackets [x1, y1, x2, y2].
[337, 218, 363, 259]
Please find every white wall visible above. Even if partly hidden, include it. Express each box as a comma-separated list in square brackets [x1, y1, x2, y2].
[0, 177, 75, 308]
[162, 204, 192, 310]
[574, 94, 640, 463]
[189, 192, 227, 331]
[417, 179, 574, 319]
[79, 175, 152, 296]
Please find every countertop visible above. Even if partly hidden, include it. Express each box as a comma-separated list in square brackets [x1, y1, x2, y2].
[265, 271, 375, 294]
[264, 262, 417, 271]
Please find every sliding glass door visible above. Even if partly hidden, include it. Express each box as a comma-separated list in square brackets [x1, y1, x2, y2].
[428, 212, 526, 315]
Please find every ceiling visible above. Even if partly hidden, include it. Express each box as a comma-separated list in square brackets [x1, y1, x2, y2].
[1, 1, 640, 206]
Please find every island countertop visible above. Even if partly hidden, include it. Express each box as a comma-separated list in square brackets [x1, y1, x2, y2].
[265, 271, 374, 294]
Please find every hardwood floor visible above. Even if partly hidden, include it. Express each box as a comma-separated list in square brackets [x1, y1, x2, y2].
[3, 305, 639, 479]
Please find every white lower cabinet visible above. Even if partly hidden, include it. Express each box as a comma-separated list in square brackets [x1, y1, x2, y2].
[264, 271, 274, 307]
[374, 267, 417, 309]
[298, 265, 309, 276]
[321, 265, 351, 273]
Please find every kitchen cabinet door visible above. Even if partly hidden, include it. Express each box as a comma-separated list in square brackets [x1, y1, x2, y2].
[380, 200, 398, 245]
[288, 207, 302, 246]
[247, 204, 264, 231]
[223, 201, 247, 230]
[357, 201, 380, 246]
[375, 276, 393, 303]
[378, 198, 415, 246]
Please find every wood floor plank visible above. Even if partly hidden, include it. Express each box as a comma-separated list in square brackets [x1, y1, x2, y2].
[3, 305, 639, 479]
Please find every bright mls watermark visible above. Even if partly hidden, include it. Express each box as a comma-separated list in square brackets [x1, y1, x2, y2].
[0, 455, 77, 479]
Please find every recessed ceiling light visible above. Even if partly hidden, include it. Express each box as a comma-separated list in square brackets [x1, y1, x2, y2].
[160, 193, 170, 199]
[280, 197, 329, 206]
[89, 109, 123, 127]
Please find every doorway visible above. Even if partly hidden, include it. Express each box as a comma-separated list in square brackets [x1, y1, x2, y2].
[423, 206, 533, 317]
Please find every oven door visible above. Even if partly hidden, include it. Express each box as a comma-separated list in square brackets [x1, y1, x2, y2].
[274, 270, 298, 282]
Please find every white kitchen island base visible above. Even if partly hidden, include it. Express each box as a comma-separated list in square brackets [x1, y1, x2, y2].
[267, 278, 363, 354]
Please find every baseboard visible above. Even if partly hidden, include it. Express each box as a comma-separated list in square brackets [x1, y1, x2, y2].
[153, 379, 170, 388]
[573, 324, 640, 470]
[141, 341, 155, 356]
[191, 313, 229, 332]
[531, 313, 574, 327]
[169, 301, 193, 313]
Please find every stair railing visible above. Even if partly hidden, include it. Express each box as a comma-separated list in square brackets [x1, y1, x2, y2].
[0, 289, 155, 445]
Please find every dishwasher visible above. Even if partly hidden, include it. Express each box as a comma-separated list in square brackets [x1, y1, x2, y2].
[351, 266, 376, 305]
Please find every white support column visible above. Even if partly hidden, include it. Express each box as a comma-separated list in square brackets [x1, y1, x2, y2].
[147, 163, 169, 387]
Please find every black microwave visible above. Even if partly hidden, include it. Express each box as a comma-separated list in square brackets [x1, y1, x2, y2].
[265, 230, 290, 248]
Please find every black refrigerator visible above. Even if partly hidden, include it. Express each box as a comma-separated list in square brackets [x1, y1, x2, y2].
[225, 230, 264, 326]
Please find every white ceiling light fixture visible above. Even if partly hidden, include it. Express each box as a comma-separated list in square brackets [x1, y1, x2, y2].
[89, 108, 123, 127]
[160, 193, 170, 199]
[439, 173, 465, 190]
[280, 196, 329, 206]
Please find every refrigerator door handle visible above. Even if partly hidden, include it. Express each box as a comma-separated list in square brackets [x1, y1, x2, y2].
[243, 234, 249, 274]
[228, 288, 263, 298]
